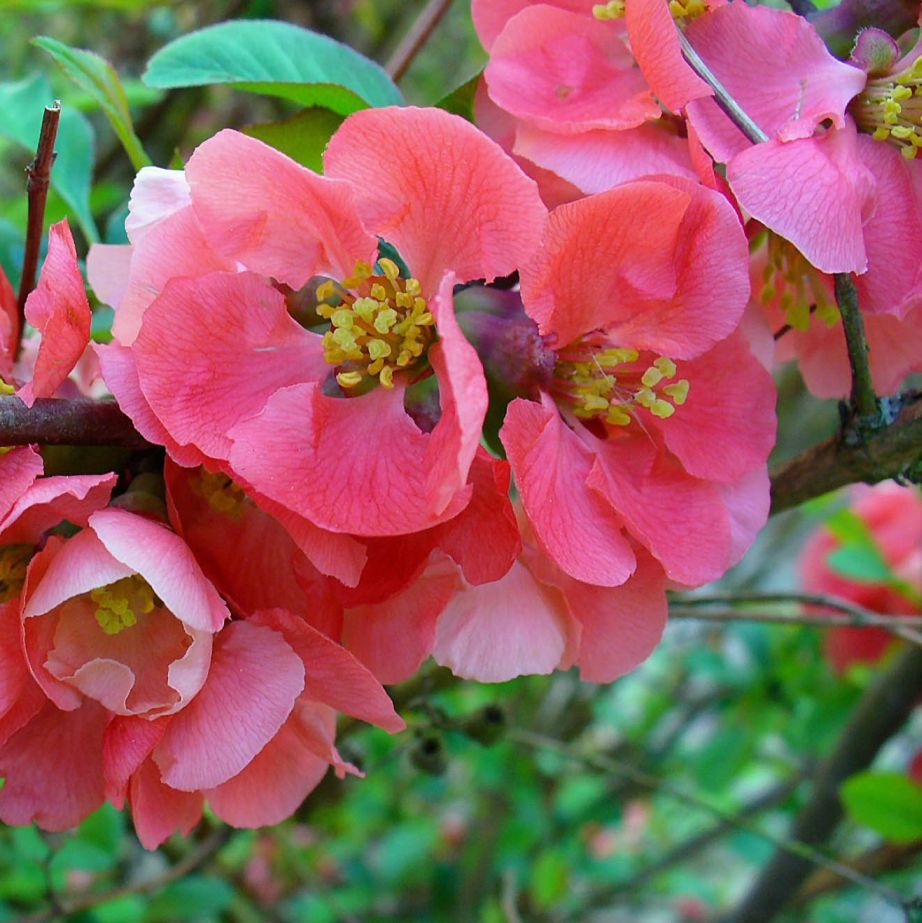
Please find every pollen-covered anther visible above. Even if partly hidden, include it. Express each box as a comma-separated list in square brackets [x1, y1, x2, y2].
[91, 575, 156, 636]
[553, 336, 689, 428]
[317, 259, 436, 391]
[196, 469, 248, 517]
[852, 55, 922, 158]
[0, 544, 33, 603]
[592, 1, 624, 20]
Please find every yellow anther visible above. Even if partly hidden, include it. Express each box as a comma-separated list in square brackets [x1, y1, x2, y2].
[374, 309, 399, 333]
[651, 400, 675, 419]
[315, 280, 335, 302]
[606, 406, 632, 426]
[653, 357, 677, 378]
[890, 124, 914, 139]
[395, 292, 414, 309]
[416, 312, 434, 326]
[336, 371, 364, 389]
[413, 297, 427, 313]
[332, 327, 358, 350]
[873, 126, 891, 140]
[367, 339, 392, 361]
[634, 387, 657, 409]
[197, 469, 248, 517]
[663, 380, 689, 405]
[0, 544, 32, 603]
[582, 393, 610, 413]
[91, 575, 155, 636]
[893, 85, 913, 101]
[331, 309, 355, 329]
[367, 358, 385, 376]
[641, 367, 665, 388]
[378, 258, 400, 282]
[405, 278, 421, 296]
[370, 283, 387, 301]
[592, 1, 624, 19]
[342, 260, 372, 288]
[397, 350, 413, 367]
[902, 144, 918, 159]
[0, 379, 15, 396]
[379, 366, 394, 389]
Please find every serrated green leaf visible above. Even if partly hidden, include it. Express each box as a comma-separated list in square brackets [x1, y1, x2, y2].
[34, 37, 152, 171]
[0, 75, 98, 242]
[243, 107, 343, 172]
[144, 20, 403, 115]
[841, 771, 922, 843]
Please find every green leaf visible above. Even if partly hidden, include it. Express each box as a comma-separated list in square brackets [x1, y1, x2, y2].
[826, 545, 893, 583]
[437, 73, 481, 122]
[529, 850, 568, 909]
[144, 20, 403, 115]
[147, 876, 234, 922]
[0, 75, 98, 242]
[34, 36, 152, 171]
[841, 771, 922, 843]
[243, 107, 344, 173]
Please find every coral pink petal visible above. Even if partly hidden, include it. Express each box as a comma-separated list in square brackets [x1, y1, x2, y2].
[718, 466, 772, 568]
[433, 560, 575, 682]
[625, 0, 711, 112]
[154, 620, 304, 790]
[293, 699, 361, 780]
[186, 129, 377, 287]
[135, 271, 324, 462]
[521, 180, 748, 354]
[0, 603, 45, 749]
[228, 382, 470, 536]
[727, 129, 873, 275]
[249, 609, 404, 732]
[500, 396, 636, 586]
[657, 331, 776, 482]
[130, 757, 204, 850]
[125, 167, 191, 243]
[86, 243, 132, 312]
[587, 440, 731, 586]
[0, 700, 107, 831]
[684, 4, 866, 155]
[562, 551, 667, 683]
[324, 107, 547, 294]
[472, 0, 592, 50]
[513, 122, 697, 194]
[17, 220, 91, 407]
[95, 342, 208, 468]
[0, 447, 43, 522]
[0, 263, 18, 371]
[206, 713, 329, 827]
[341, 560, 460, 684]
[104, 714, 167, 808]
[486, 7, 659, 133]
[89, 507, 229, 632]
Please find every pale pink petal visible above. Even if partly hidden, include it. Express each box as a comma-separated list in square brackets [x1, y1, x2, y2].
[0, 447, 43, 522]
[0, 700, 107, 831]
[86, 243, 132, 312]
[17, 220, 91, 407]
[513, 121, 697, 194]
[89, 508, 229, 633]
[341, 560, 460, 684]
[718, 466, 771, 568]
[154, 620, 304, 790]
[291, 699, 360, 779]
[727, 127, 874, 274]
[324, 107, 547, 294]
[125, 167, 191, 243]
[500, 395, 636, 586]
[134, 271, 323, 462]
[624, 0, 711, 112]
[227, 382, 471, 536]
[103, 714, 167, 808]
[186, 129, 377, 287]
[485, 7, 659, 133]
[472, 0, 592, 50]
[433, 560, 575, 682]
[248, 609, 403, 731]
[520, 180, 749, 355]
[130, 757, 203, 850]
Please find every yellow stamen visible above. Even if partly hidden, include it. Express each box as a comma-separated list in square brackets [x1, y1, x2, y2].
[196, 469, 248, 517]
[0, 544, 32, 603]
[91, 575, 155, 636]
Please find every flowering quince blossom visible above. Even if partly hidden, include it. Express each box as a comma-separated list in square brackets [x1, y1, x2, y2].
[800, 483, 922, 673]
[90, 107, 547, 563]
[499, 177, 776, 589]
[471, 0, 698, 202]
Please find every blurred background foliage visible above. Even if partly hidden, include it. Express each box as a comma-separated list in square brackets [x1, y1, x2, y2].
[0, 1, 919, 921]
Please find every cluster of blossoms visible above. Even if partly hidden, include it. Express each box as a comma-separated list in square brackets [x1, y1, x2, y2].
[0, 0, 918, 842]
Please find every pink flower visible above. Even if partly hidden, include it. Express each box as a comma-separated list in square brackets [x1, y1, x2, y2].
[95, 107, 546, 542]
[800, 483, 922, 673]
[500, 178, 775, 588]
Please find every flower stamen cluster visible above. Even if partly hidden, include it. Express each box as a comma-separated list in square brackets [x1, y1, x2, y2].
[853, 55, 922, 158]
[0, 544, 32, 603]
[195, 469, 247, 517]
[91, 575, 156, 635]
[758, 234, 839, 330]
[317, 258, 436, 391]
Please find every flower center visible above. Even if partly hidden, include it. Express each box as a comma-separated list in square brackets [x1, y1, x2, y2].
[316, 258, 436, 392]
[758, 234, 839, 331]
[196, 469, 248, 518]
[852, 55, 922, 158]
[553, 334, 689, 427]
[0, 544, 32, 603]
[593, 0, 708, 25]
[91, 575, 156, 636]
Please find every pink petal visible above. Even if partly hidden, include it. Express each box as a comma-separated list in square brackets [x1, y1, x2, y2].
[292, 698, 361, 779]
[89, 508, 229, 633]
[86, 243, 132, 313]
[324, 107, 547, 294]
[103, 714, 167, 808]
[130, 757, 203, 850]
[0, 447, 43, 523]
[186, 129, 377, 287]
[0, 602, 46, 749]
[624, 0, 711, 112]
[134, 271, 324, 462]
[17, 220, 91, 407]
[0, 700, 107, 831]
[485, 7, 659, 133]
[433, 560, 575, 682]
[472, 0, 592, 50]
[249, 608, 405, 732]
[718, 466, 771, 568]
[125, 167, 191, 243]
[500, 395, 636, 586]
[0, 263, 18, 372]
[520, 179, 749, 355]
[154, 620, 304, 790]
[341, 560, 460, 684]
[727, 128, 874, 274]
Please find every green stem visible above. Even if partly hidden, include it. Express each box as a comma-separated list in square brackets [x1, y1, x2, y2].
[834, 272, 880, 419]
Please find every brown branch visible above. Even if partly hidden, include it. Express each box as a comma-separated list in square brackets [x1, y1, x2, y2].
[724, 644, 922, 923]
[385, 0, 454, 82]
[769, 393, 922, 514]
[0, 397, 149, 447]
[16, 102, 61, 355]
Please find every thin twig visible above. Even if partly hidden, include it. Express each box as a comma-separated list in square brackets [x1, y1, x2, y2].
[385, 0, 454, 82]
[16, 102, 61, 355]
[834, 273, 880, 419]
